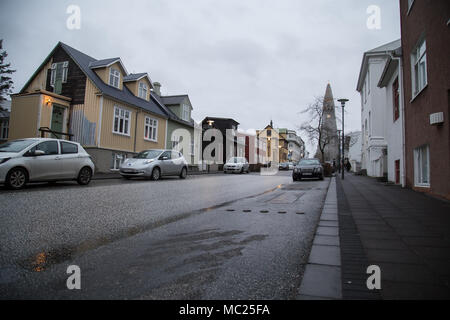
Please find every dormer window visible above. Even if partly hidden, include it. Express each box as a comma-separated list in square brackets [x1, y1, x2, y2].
[50, 61, 69, 87]
[138, 82, 148, 99]
[109, 68, 120, 88]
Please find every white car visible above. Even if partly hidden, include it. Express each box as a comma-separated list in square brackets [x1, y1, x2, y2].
[223, 157, 250, 174]
[0, 138, 95, 189]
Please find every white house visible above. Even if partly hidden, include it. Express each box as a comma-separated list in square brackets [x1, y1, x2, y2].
[347, 131, 362, 173]
[356, 39, 405, 185]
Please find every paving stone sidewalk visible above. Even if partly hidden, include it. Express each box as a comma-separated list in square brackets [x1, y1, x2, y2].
[337, 174, 450, 299]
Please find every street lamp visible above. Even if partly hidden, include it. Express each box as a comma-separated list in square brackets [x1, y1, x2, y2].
[337, 129, 342, 174]
[337, 99, 349, 180]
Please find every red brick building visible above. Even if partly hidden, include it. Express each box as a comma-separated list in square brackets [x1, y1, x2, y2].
[399, 0, 450, 200]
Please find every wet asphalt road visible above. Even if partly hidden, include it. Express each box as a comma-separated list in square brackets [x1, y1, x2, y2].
[0, 172, 330, 299]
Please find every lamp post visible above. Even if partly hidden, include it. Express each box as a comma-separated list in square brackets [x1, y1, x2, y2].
[337, 99, 348, 180]
[337, 129, 342, 174]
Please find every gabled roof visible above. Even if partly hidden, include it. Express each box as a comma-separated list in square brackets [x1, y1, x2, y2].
[123, 72, 153, 86]
[20, 42, 167, 118]
[161, 95, 192, 109]
[152, 92, 194, 127]
[89, 57, 128, 74]
[356, 39, 401, 92]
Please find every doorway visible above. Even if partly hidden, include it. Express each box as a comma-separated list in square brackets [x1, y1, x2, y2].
[51, 105, 65, 138]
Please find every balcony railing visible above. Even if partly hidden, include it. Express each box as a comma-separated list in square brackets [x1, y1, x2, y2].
[39, 127, 73, 140]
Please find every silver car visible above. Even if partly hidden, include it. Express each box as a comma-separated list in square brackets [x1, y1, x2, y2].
[223, 157, 250, 174]
[0, 138, 95, 189]
[120, 149, 188, 181]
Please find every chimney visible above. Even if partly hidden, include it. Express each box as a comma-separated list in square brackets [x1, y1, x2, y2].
[153, 82, 161, 96]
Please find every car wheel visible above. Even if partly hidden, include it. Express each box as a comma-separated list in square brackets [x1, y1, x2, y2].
[151, 167, 161, 181]
[77, 167, 92, 185]
[319, 175, 324, 181]
[180, 167, 187, 179]
[6, 167, 28, 190]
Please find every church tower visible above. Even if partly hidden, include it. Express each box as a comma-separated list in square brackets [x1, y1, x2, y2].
[315, 83, 339, 162]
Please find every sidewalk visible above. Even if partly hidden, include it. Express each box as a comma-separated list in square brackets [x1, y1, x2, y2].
[337, 174, 450, 299]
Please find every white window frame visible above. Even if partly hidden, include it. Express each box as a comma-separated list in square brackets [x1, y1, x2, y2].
[144, 116, 158, 142]
[172, 135, 179, 149]
[414, 145, 430, 187]
[411, 38, 427, 98]
[113, 106, 131, 136]
[50, 61, 69, 87]
[138, 82, 148, 100]
[109, 68, 121, 88]
[182, 104, 190, 121]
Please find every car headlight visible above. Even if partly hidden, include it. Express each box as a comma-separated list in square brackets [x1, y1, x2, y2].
[0, 158, 11, 165]
[144, 159, 155, 164]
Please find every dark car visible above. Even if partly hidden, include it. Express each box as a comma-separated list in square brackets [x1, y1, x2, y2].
[293, 158, 324, 181]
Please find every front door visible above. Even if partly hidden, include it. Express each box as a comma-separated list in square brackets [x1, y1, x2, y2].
[51, 105, 65, 138]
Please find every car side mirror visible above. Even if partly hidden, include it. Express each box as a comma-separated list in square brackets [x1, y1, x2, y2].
[34, 150, 46, 156]
[161, 156, 168, 161]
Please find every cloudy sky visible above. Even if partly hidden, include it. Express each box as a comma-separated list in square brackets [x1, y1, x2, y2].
[0, 0, 400, 154]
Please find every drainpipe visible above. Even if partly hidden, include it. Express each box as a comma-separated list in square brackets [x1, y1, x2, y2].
[133, 110, 139, 154]
[388, 51, 406, 188]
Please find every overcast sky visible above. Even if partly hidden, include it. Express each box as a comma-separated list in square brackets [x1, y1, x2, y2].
[0, 0, 400, 154]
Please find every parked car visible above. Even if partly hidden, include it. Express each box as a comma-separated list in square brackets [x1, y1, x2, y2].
[223, 157, 249, 174]
[288, 162, 294, 170]
[120, 149, 188, 180]
[293, 158, 324, 181]
[279, 162, 290, 171]
[0, 138, 95, 189]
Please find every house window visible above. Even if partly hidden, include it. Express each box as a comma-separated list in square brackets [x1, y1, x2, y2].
[412, 38, 427, 97]
[172, 136, 179, 149]
[0, 119, 8, 139]
[138, 82, 148, 100]
[50, 61, 69, 87]
[182, 104, 190, 121]
[113, 106, 131, 135]
[144, 117, 158, 141]
[393, 77, 400, 121]
[109, 68, 121, 88]
[414, 145, 430, 187]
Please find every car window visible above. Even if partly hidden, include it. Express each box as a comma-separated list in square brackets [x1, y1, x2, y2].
[299, 159, 321, 166]
[29, 141, 59, 155]
[0, 140, 36, 153]
[60, 142, 78, 154]
[160, 151, 171, 160]
[134, 150, 162, 159]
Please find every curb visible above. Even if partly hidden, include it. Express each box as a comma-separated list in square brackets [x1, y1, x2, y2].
[297, 177, 342, 300]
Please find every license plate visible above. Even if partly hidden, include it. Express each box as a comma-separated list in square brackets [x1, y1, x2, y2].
[303, 173, 312, 176]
